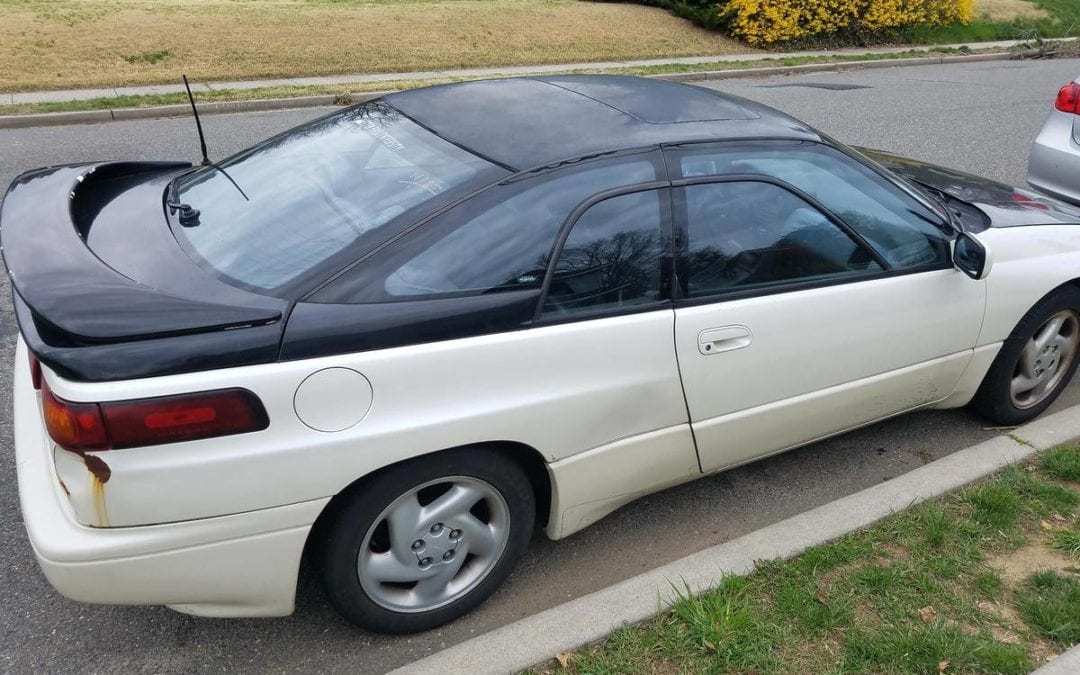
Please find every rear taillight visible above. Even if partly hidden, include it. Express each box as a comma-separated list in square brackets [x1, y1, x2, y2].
[103, 389, 268, 448]
[28, 352, 42, 390]
[41, 382, 268, 452]
[42, 383, 109, 452]
[1011, 192, 1050, 211]
[1055, 82, 1080, 114]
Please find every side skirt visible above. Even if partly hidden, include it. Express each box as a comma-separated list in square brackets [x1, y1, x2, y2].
[545, 425, 699, 540]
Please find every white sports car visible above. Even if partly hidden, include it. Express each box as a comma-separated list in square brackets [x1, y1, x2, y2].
[6, 75, 1080, 633]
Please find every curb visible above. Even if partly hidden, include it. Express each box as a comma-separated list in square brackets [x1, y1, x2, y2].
[0, 52, 1020, 130]
[390, 403, 1080, 674]
[0, 92, 390, 129]
[652, 51, 1013, 83]
[1032, 645, 1080, 674]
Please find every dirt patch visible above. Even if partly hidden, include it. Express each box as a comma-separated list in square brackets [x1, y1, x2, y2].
[983, 610, 1059, 667]
[975, 0, 1051, 22]
[982, 540, 1074, 666]
[987, 541, 1077, 586]
[876, 542, 912, 562]
[784, 635, 842, 673]
[976, 599, 1025, 642]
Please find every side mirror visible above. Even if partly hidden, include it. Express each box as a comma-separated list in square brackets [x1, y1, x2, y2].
[953, 232, 992, 280]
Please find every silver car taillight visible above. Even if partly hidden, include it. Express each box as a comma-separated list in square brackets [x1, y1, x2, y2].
[1054, 82, 1080, 115]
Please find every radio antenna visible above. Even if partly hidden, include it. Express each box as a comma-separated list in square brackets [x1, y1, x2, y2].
[182, 74, 211, 166]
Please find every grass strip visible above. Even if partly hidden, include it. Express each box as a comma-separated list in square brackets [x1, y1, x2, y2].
[530, 445, 1080, 674]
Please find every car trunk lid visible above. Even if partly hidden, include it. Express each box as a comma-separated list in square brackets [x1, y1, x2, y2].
[1, 162, 288, 381]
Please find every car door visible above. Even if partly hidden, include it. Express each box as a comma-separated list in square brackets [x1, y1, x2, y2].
[666, 141, 986, 473]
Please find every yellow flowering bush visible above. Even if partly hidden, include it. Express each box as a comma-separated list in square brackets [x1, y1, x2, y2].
[724, 0, 975, 46]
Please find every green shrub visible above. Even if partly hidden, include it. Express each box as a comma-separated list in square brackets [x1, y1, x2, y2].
[724, 0, 975, 46]
[587, 0, 732, 31]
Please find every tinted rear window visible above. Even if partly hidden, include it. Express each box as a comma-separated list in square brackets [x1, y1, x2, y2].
[173, 102, 496, 292]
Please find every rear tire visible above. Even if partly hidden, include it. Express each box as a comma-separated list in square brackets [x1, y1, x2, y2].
[316, 447, 534, 633]
[971, 286, 1080, 426]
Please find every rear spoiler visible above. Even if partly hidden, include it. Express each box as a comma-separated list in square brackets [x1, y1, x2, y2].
[1, 162, 282, 344]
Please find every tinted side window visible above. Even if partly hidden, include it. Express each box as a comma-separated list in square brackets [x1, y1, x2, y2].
[312, 153, 661, 303]
[543, 190, 667, 317]
[679, 181, 882, 298]
[677, 143, 950, 270]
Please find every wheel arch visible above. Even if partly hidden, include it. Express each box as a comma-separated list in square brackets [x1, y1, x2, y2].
[996, 278, 1080, 344]
[302, 440, 552, 562]
[930, 276, 1080, 411]
[967, 279, 1080, 423]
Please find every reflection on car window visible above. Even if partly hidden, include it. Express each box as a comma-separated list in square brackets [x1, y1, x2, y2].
[380, 159, 658, 298]
[680, 182, 881, 297]
[543, 190, 665, 317]
[175, 101, 494, 292]
[679, 144, 949, 269]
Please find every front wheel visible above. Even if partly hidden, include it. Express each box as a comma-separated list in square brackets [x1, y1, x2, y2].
[972, 286, 1080, 426]
[317, 447, 534, 633]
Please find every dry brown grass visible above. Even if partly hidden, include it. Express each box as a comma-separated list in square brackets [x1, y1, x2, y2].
[975, 0, 1051, 22]
[0, 0, 747, 93]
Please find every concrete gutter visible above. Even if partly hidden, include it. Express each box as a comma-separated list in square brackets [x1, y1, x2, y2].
[391, 403, 1080, 674]
[1032, 645, 1080, 674]
[0, 51, 1025, 130]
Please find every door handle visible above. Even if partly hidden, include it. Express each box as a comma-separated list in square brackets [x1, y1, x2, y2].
[698, 325, 752, 355]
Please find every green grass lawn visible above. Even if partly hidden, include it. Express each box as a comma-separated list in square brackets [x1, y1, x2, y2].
[912, 0, 1080, 43]
[532, 445, 1080, 674]
[0, 0, 746, 93]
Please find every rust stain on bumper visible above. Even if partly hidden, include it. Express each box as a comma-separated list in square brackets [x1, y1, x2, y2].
[76, 452, 112, 527]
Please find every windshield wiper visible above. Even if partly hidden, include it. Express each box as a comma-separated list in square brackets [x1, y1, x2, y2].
[213, 164, 250, 202]
[922, 188, 963, 235]
[166, 198, 201, 227]
[901, 177, 962, 235]
[165, 164, 251, 228]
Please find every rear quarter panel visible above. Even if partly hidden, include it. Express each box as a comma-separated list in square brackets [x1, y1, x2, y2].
[45, 310, 690, 527]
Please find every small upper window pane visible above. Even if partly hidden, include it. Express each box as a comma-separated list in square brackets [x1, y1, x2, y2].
[543, 190, 666, 317]
[678, 143, 949, 270]
[377, 158, 659, 299]
[175, 102, 496, 292]
[681, 181, 881, 297]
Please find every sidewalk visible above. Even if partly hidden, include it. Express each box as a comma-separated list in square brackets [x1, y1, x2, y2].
[4, 39, 1033, 106]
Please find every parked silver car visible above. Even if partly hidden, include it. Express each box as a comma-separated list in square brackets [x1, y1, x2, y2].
[1029, 77, 1080, 205]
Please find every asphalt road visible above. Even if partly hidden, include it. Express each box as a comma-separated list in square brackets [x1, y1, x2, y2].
[2, 58, 1080, 674]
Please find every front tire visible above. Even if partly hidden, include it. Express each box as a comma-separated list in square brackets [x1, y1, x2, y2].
[971, 286, 1080, 426]
[317, 447, 534, 633]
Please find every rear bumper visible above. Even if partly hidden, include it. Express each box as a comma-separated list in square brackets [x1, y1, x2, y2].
[1028, 110, 1080, 206]
[14, 339, 329, 617]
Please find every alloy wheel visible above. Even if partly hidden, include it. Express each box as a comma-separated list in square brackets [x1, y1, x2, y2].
[356, 476, 510, 613]
[1010, 309, 1080, 409]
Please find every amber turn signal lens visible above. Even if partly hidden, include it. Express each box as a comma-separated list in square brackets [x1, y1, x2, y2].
[41, 382, 110, 452]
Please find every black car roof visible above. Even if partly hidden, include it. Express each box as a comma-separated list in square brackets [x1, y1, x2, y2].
[383, 75, 822, 171]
